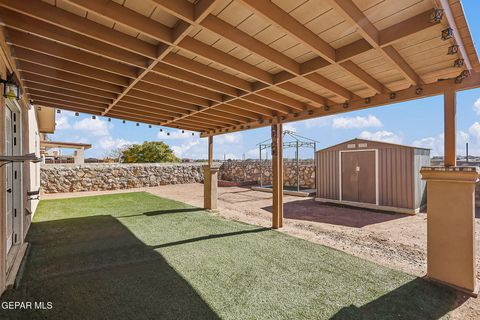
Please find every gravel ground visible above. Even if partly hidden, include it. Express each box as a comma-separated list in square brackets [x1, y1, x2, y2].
[43, 183, 480, 319]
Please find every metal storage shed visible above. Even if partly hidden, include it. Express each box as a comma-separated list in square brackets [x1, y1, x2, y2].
[315, 138, 430, 214]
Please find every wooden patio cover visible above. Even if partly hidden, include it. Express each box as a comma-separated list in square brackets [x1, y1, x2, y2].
[0, 0, 479, 137]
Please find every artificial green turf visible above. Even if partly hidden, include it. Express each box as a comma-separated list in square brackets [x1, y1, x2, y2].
[1, 192, 461, 319]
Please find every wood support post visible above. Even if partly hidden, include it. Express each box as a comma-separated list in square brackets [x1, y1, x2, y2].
[208, 136, 213, 167]
[444, 89, 456, 167]
[203, 136, 218, 210]
[271, 123, 284, 229]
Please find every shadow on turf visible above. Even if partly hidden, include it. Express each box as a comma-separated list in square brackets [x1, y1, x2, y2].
[149, 227, 269, 249]
[330, 278, 468, 320]
[119, 207, 203, 218]
[1, 215, 221, 320]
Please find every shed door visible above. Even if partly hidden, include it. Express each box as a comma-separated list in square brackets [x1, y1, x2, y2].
[341, 151, 376, 204]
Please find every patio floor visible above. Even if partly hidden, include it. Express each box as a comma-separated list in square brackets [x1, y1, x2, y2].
[2, 192, 465, 319]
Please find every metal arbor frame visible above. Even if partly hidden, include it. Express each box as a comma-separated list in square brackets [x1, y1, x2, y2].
[258, 130, 318, 191]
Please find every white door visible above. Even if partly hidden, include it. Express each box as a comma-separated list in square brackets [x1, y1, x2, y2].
[5, 106, 14, 253]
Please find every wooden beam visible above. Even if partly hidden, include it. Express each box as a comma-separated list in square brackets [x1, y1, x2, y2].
[163, 53, 251, 92]
[277, 82, 328, 106]
[0, 0, 157, 58]
[444, 89, 456, 166]
[256, 90, 306, 111]
[201, 72, 480, 137]
[304, 73, 356, 100]
[21, 73, 117, 99]
[125, 90, 199, 113]
[208, 136, 213, 167]
[200, 14, 300, 75]
[31, 97, 105, 113]
[439, 0, 473, 71]
[340, 60, 385, 94]
[326, 0, 422, 86]
[24, 82, 112, 104]
[13, 46, 130, 86]
[241, 95, 290, 114]
[63, 0, 172, 44]
[179, 37, 274, 84]
[271, 122, 283, 229]
[239, 0, 335, 63]
[152, 60, 240, 96]
[226, 100, 274, 118]
[29, 93, 108, 109]
[17, 61, 123, 93]
[6, 29, 138, 78]
[1, 15, 147, 68]
[33, 101, 103, 115]
[379, 10, 442, 47]
[140, 73, 223, 102]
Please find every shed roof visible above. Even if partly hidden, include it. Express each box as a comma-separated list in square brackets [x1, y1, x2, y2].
[317, 138, 431, 152]
[0, 0, 478, 136]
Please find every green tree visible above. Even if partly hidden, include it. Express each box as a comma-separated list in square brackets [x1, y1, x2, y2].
[121, 141, 179, 163]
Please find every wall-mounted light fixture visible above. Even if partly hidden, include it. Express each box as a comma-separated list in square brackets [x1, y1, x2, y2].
[0, 72, 20, 101]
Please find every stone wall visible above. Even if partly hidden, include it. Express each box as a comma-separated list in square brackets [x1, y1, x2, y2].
[41, 163, 205, 193]
[219, 160, 315, 189]
[40, 160, 316, 194]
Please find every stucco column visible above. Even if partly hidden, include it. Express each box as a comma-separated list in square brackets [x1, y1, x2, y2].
[203, 165, 219, 210]
[73, 147, 85, 164]
[421, 166, 479, 295]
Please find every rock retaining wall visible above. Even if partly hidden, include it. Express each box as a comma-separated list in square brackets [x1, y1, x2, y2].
[40, 163, 205, 193]
[219, 160, 315, 189]
[41, 160, 316, 193]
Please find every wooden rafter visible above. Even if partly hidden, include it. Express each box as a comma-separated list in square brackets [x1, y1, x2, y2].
[0, 0, 476, 135]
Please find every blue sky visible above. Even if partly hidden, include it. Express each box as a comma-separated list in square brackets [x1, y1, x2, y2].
[49, 0, 480, 160]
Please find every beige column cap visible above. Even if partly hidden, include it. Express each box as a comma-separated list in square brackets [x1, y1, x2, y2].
[421, 166, 479, 182]
[202, 164, 221, 171]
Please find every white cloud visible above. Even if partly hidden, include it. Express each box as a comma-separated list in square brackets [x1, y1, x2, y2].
[359, 130, 402, 144]
[216, 132, 242, 145]
[473, 98, 480, 115]
[171, 139, 203, 158]
[412, 131, 470, 156]
[469, 122, 480, 140]
[55, 115, 71, 130]
[72, 118, 111, 136]
[332, 114, 383, 129]
[97, 137, 135, 151]
[283, 123, 297, 132]
[305, 116, 332, 128]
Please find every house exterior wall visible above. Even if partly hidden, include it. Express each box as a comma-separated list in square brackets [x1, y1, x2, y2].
[0, 27, 40, 296]
[315, 139, 429, 212]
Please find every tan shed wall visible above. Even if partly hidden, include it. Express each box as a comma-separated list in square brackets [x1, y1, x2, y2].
[316, 139, 428, 211]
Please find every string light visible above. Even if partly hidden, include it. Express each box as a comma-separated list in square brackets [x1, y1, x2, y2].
[159, 128, 163, 132]
[122, 120, 126, 124]
[182, 130, 184, 133]
[108, 118, 111, 122]
[148, 125, 152, 128]
[167, 132, 170, 136]
[441, 27, 453, 41]
[92, 115, 96, 119]
[136, 123, 139, 126]
[56, 109, 61, 114]
[75, 112, 79, 116]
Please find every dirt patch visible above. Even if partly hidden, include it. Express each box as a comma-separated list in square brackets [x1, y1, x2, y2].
[44, 183, 480, 319]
